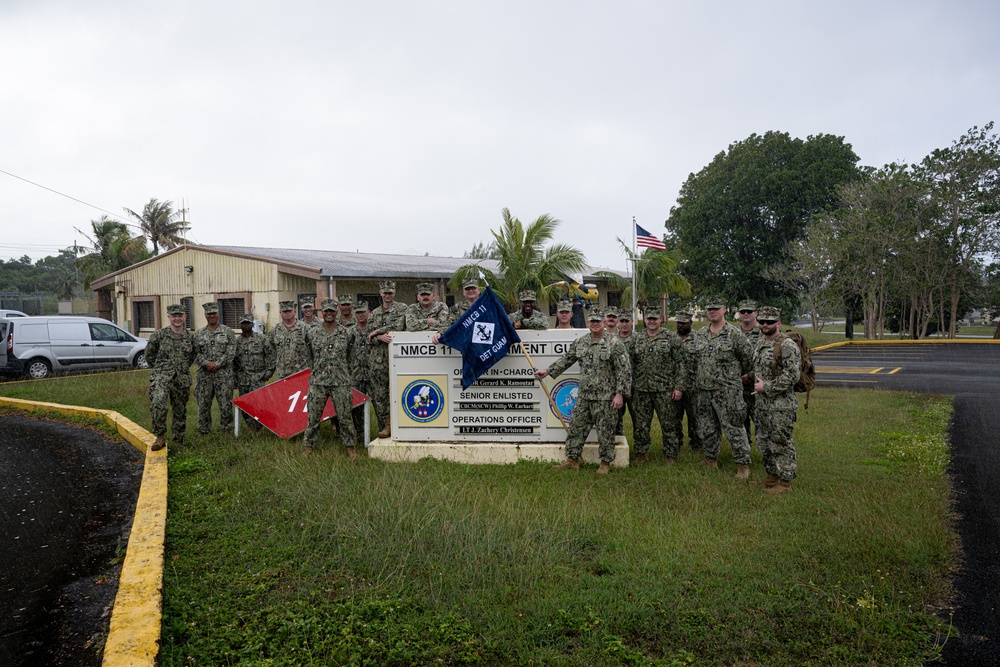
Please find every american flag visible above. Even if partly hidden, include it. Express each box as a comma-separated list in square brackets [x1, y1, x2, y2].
[635, 223, 666, 250]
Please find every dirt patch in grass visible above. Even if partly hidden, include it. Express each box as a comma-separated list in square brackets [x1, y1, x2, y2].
[0, 414, 143, 666]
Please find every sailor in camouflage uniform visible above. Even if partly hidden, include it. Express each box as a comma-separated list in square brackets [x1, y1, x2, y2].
[194, 302, 238, 434]
[146, 303, 197, 450]
[615, 309, 636, 437]
[751, 306, 801, 494]
[534, 308, 631, 475]
[300, 296, 320, 329]
[351, 300, 373, 440]
[629, 307, 686, 463]
[737, 300, 762, 446]
[674, 309, 701, 451]
[554, 299, 575, 329]
[303, 299, 361, 457]
[337, 294, 357, 328]
[268, 300, 311, 379]
[452, 277, 481, 318]
[234, 313, 275, 430]
[509, 290, 548, 330]
[367, 281, 408, 437]
[688, 296, 754, 478]
[405, 282, 452, 331]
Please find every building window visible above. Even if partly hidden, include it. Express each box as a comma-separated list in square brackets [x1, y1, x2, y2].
[607, 291, 622, 308]
[218, 298, 246, 329]
[131, 297, 159, 334]
[216, 292, 251, 329]
[358, 294, 380, 311]
[181, 297, 194, 330]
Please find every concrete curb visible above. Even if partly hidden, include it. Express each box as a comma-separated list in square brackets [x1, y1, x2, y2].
[810, 338, 1000, 353]
[0, 397, 164, 667]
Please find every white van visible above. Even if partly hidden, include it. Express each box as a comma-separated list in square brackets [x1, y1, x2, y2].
[0, 316, 149, 379]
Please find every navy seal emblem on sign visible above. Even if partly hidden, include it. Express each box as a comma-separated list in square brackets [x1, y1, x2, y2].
[402, 379, 445, 423]
[549, 378, 580, 421]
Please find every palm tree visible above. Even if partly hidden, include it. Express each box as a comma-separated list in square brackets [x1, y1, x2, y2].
[75, 216, 150, 288]
[595, 239, 690, 315]
[451, 208, 587, 310]
[123, 198, 189, 255]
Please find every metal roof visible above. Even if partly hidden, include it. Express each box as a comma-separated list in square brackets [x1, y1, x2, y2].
[206, 245, 501, 279]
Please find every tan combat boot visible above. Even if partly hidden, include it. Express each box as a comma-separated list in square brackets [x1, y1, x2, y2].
[377, 425, 391, 439]
[346, 446, 358, 460]
[151, 435, 166, 452]
[749, 473, 780, 487]
[552, 457, 580, 471]
[697, 457, 719, 469]
[763, 480, 793, 495]
[735, 464, 750, 480]
[596, 462, 611, 475]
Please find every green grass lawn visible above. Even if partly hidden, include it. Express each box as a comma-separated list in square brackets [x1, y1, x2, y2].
[1, 371, 957, 666]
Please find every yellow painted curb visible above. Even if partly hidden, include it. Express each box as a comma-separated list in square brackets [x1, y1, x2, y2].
[810, 338, 1000, 353]
[0, 397, 165, 667]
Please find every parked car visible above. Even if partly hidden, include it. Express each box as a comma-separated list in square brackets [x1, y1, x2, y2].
[0, 309, 29, 318]
[0, 316, 148, 379]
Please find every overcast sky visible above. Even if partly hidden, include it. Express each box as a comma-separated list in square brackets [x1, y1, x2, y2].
[2, 0, 997, 271]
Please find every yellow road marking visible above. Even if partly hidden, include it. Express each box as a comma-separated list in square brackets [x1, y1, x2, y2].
[817, 366, 884, 374]
[887, 367, 902, 374]
[868, 367, 884, 374]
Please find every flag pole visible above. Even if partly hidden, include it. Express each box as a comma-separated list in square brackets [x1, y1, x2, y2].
[632, 216, 638, 321]
[521, 344, 569, 432]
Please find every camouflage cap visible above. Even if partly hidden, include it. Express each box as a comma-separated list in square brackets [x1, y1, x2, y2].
[587, 307, 604, 322]
[618, 310, 633, 322]
[379, 280, 396, 293]
[604, 306, 619, 319]
[338, 294, 354, 306]
[758, 306, 781, 322]
[279, 300, 296, 312]
[202, 302, 219, 314]
[416, 282, 434, 295]
[737, 300, 757, 312]
[354, 300, 369, 313]
[519, 289, 537, 302]
[239, 313, 254, 324]
[556, 299, 573, 312]
[320, 298, 337, 311]
[705, 296, 726, 309]
[300, 296, 315, 307]
[645, 307, 662, 319]
[461, 277, 481, 290]
[673, 309, 693, 323]
[166, 303, 185, 316]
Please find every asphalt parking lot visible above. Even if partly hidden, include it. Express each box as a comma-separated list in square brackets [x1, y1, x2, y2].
[814, 343, 1000, 665]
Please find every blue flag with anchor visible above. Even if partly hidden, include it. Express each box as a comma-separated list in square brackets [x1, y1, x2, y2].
[438, 286, 522, 390]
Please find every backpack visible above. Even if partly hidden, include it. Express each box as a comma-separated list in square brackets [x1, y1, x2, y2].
[771, 330, 817, 410]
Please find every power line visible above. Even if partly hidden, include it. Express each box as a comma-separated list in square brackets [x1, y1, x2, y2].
[0, 167, 137, 228]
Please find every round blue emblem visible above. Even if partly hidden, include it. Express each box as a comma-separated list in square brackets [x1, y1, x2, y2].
[401, 379, 445, 423]
[550, 378, 579, 421]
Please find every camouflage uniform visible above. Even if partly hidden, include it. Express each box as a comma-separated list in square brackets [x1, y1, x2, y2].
[509, 309, 549, 330]
[675, 314, 701, 451]
[630, 326, 686, 458]
[739, 317, 763, 445]
[368, 286, 409, 431]
[752, 322, 801, 481]
[146, 319, 196, 442]
[545, 327, 631, 463]
[688, 320, 753, 464]
[351, 306, 373, 440]
[234, 318, 275, 429]
[268, 320, 311, 379]
[615, 330, 636, 436]
[194, 310, 238, 434]
[404, 301, 453, 331]
[303, 317, 360, 449]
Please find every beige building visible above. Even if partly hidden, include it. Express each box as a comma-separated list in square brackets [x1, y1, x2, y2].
[90, 244, 628, 336]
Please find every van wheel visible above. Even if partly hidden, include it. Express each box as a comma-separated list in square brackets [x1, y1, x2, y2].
[25, 358, 51, 380]
[134, 351, 148, 369]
